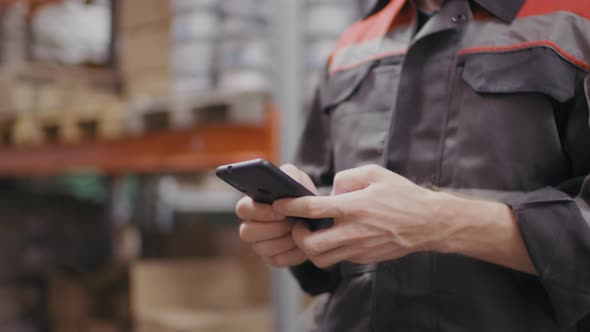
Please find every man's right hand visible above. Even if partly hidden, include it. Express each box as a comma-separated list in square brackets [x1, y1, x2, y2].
[236, 164, 318, 268]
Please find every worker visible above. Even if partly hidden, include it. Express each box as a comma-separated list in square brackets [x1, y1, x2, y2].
[236, 0, 590, 330]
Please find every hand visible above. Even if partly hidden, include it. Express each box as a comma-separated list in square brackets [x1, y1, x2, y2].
[236, 164, 318, 268]
[272, 165, 446, 268]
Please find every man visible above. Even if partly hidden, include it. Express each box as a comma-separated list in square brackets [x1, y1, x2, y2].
[237, 0, 590, 330]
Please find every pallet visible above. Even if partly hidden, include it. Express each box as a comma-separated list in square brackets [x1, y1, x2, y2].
[0, 103, 125, 148]
[0, 112, 43, 147]
[0, 62, 124, 147]
[126, 91, 269, 134]
[0, 116, 18, 147]
[36, 99, 126, 145]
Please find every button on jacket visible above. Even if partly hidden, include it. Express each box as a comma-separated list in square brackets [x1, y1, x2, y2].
[291, 0, 590, 331]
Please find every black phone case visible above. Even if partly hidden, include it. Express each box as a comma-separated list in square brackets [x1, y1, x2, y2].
[216, 159, 333, 231]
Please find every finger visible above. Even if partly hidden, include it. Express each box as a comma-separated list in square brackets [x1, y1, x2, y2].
[273, 193, 357, 219]
[239, 220, 293, 243]
[332, 165, 385, 195]
[252, 234, 297, 258]
[261, 256, 273, 265]
[236, 196, 284, 222]
[309, 245, 361, 269]
[291, 221, 313, 248]
[280, 164, 318, 194]
[270, 248, 307, 268]
[292, 221, 353, 257]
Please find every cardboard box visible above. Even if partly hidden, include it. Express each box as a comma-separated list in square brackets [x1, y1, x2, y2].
[125, 69, 171, 99]
[131, 259, 266, 314]
[136, 308, 272, 332]
[119, 23, 171, 75]
[118, 0, 170, 30]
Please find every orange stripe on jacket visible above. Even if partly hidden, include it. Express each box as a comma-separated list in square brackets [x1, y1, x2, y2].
[329, 0, 412, 64]
[517, 0, 590, 20]
[459, 40, 590, 72]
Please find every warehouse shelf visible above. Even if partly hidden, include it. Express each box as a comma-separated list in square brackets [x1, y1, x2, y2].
[0, 107, 278, 176]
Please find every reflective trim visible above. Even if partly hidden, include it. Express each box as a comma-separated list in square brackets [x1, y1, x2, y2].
[460, 12, 590, 71]
[330, 25, 412, 73]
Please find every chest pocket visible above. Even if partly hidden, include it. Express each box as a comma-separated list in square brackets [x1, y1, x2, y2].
[442, 47, 582, 190]
[321, 63, 402, 172]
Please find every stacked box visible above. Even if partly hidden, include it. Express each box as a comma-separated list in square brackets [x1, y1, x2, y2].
[218, 0, 271, 94]
[120, 0, 221, 100]
[171, 0, 219, 99]
[118, 0, 172, 99]
[30, 1, 112, 65]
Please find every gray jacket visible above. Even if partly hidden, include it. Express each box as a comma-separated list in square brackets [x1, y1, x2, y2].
[291, 0, 590, 330]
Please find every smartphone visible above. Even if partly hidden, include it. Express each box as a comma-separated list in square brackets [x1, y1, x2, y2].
[216, 159, 333, 231]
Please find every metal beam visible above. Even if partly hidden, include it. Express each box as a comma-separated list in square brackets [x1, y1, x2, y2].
[271, 0, 306, 331]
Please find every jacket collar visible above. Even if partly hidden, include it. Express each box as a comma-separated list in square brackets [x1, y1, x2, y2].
[366, 0, 526, 23]
[471, 0, 526, 23]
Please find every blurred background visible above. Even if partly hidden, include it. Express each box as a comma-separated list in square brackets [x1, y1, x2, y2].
[0, 0, 372, 331]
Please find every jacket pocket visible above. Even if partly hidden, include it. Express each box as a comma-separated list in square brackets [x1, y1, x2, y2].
[320, 63, 401, 172]
[461, 47, 579, 103]
[441, 48, 580, 190]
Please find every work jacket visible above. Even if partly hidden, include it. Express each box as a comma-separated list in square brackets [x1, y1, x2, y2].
[291, 0, 590, 331]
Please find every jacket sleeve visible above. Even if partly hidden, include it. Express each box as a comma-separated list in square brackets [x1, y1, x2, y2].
[502, 75, 590, 327]
[289, 89, 342, 295]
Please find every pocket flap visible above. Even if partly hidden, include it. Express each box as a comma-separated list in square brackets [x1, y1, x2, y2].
[462, 48, 580, 103]
[319, 63, 373, 111]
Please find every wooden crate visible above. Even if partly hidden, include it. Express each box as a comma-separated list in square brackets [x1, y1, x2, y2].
[126, 91, 269, 134]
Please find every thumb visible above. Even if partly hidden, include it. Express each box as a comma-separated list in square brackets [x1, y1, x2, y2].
[332, 165, 385, 195]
